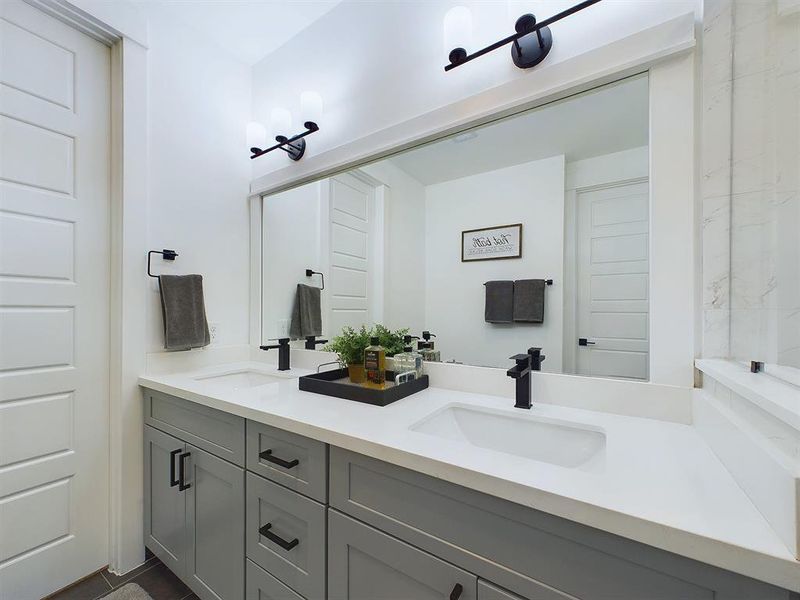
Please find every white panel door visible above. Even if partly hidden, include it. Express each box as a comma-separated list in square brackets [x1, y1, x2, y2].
[0, 2, 111, 598]
[327, 174, 375, 336]
[576, 180, 649, 380]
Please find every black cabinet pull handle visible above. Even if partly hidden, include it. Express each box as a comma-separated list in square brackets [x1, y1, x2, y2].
[578, 338, 596, 346]
[178, 452, 191, 491]
[259, 523, 299, 551]
[259, 449, 299, 469]
[169, 448, 182, 487]
[449, 583, 463, 600]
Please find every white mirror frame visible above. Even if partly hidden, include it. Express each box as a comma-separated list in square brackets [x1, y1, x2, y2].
[249, 13, 698, 387]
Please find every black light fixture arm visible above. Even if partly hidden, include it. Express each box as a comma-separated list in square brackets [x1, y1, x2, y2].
[250, 121, 319, 161]
[445, 0, 602, 71]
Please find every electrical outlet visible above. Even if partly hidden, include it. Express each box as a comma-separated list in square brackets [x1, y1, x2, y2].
[278, 319, 289, 337]
[209, 322, 220, 343]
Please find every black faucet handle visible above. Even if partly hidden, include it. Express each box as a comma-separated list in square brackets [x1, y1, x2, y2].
[269, 337, 290, 345]
[510, 353, 531, 365]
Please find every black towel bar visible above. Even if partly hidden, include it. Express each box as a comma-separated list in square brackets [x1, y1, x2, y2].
[483, 279, 553, 286]
[305, 269, 324, 290]
[148, 249, 178, 278]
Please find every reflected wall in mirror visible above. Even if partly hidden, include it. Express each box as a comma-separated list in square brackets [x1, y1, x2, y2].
[262, 75, 649, 378]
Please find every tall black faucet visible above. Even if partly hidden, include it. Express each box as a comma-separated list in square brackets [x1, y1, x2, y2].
[304, 335, 328, 350]
[260, 338, 291, 371]
[506, 347, 546, 409]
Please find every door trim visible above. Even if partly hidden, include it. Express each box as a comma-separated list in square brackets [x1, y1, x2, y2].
[23, 0, 151, 576]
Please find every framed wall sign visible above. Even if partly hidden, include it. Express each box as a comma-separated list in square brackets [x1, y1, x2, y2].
[461, 223, 523, 262]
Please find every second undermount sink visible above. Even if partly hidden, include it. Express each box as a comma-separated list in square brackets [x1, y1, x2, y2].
[410, 404, 605, 469]
[193, 369, 289, 389]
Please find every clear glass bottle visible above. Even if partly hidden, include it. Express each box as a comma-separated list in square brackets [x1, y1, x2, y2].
[364, 336, 386, 388]
[393, 339, 424, 378]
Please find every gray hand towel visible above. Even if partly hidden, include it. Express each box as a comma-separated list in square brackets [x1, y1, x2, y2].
[289, 283, 322, 339]
[513, 279, 546, 323]
[484, 280, 514, 323]
[158, 274, 211, 350]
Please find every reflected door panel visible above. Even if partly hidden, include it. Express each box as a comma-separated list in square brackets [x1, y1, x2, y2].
[576, 180, 649, 380]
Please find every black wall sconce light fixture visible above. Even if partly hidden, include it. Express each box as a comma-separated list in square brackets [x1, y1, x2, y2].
[250, 121, 319, 161]
[444, 0, 602, 72]
[248, 92, 323, 161]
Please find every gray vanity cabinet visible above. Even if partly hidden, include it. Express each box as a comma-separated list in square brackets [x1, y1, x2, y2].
[328, 509, 477, 600]
[144, 425, 187, 577]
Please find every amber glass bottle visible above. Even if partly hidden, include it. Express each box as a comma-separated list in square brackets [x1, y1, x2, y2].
[364, 336, 386, 388]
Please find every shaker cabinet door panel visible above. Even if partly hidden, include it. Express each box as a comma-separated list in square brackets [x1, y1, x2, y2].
[328, 509, 476, 600]
[185, 445, 245, 600]
[144, 425, 187, 577]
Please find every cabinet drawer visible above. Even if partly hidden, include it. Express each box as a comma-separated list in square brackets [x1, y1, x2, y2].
[143, 388, 245, 466]
[330, 448, 717, 600]
[246, 559, 304, 600]
[328, 509, 476, 600]
[246, 472, 325, 599]
[246, 420, 327, 502]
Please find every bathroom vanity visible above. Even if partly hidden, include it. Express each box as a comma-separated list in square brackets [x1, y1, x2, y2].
[140, 362, 799, 600]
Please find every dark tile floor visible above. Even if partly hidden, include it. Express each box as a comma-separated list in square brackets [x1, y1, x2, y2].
[48, 549, 198, 600]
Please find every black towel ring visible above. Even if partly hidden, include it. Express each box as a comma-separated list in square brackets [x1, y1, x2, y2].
[148, 249, 178, 278]
[306, 269, 324, 290]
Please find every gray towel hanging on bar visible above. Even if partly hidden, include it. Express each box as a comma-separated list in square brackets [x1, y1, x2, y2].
[290, 283, 322, 339]
[484, 280, 514, 323]
[513, 279, 546, 323]
[158, 274, 211, 350]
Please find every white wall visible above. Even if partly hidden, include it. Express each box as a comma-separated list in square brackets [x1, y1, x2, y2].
[262, 181, 323, 339]
[360, 161, 427, 334]
[250, 0, 697, 180]
[143, 7, 252, 352]
[424, 155, 565, 369]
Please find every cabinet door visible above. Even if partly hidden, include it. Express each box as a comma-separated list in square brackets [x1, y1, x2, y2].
[329, 509, 476, 600]
[478, 580, 528, 600]
[144, 425, 187, 577]
[185, 445, 245, 600]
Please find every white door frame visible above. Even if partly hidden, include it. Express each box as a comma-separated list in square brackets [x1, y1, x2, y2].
[22, 0, 151, 576]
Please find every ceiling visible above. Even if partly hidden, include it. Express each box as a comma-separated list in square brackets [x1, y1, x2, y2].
[386, 76, 649, 186]
[135, 0, 341, 65]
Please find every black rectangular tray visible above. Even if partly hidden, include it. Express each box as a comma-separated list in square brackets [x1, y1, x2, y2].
[298, 368, 428, 407]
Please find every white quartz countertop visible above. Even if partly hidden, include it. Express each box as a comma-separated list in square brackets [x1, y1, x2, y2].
[139, 362, 800, 591]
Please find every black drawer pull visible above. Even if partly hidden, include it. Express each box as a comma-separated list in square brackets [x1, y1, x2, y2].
[259, 523, 299, 551]
[178, 452, 191, 491]
[259, 449, 299, 469]
[450, 583, 463, 600]
[169, 448, 181, 487]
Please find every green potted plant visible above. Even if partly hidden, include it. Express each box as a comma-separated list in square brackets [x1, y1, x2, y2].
[373, 324, 409, 357]
[324, 325, 371, 383]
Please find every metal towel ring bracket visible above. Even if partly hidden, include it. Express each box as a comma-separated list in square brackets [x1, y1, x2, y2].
[148, 249, 178, 278]
[305, 269, 324, 290]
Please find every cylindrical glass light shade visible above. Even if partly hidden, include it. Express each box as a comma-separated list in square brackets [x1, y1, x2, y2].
[246, 121, 267, 150]
[300, 91, 323, 125]
[443, 6, 473, 55]
[270, 107, 292, 137]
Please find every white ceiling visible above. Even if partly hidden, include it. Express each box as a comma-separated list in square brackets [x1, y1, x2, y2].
[135, 0, 342, 65]
[386, 76, 649, 186]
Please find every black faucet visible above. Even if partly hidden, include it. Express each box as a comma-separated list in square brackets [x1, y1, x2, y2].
[304, 335, 328, 350]
[260, 338, 291, 371]
[506, 347, 545, 409]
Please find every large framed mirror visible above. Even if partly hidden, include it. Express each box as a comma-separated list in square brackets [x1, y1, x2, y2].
[260, 74, 651, 379]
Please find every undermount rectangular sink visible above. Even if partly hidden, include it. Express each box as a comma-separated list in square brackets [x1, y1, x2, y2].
[410, 404, 605, 469]
[193, 370, 288, 389]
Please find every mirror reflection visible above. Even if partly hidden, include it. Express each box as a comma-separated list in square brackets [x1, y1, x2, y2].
[262, 75, 649, 379]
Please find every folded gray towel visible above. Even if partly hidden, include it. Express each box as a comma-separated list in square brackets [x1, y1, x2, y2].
[158, 274, 210, 350]
[513, 279, 546, 323]
[484, 280, 514, 323]
[289, 283, 322, 339]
